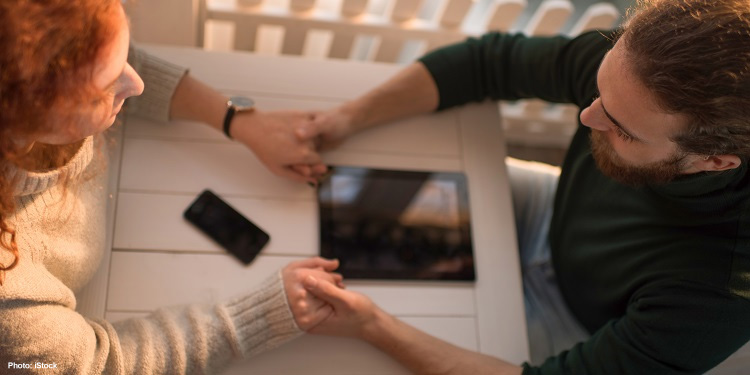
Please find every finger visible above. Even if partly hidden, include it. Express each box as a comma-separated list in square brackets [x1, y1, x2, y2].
[295, 257, 339, 270]
[280, 164, 325, 185]
[298, 147, 324, 165]
[293, 257, 326, 268]
[303, 276, 349, 306]
[327, 272, 343, 285]
[309, 269, 344, 286]
[291, 164, 312, 178]
[272, 165, 311, 183]
[319, 258, 340, 271]
[308, 294, 328, 311]
[306, 304, 334, 330]
[310, 163, 328, 177]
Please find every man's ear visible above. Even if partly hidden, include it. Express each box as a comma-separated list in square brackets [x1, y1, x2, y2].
[692, 155, 742, 172]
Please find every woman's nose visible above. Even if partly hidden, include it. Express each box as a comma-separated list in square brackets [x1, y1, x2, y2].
[117, 63, 144, 100]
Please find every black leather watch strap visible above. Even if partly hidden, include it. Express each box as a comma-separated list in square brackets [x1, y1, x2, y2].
[222, 104, 237, 139]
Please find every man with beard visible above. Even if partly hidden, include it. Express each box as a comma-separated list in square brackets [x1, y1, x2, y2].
[290, 0, 750, 374]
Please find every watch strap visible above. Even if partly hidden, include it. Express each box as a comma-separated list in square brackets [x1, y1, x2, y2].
[222, 102, 237, 139]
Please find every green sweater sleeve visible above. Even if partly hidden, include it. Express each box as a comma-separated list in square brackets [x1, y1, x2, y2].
[418, 30, 614, 111]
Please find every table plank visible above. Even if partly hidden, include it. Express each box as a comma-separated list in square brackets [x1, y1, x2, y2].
[113, 192, 317, 255]
[107, 252, 477, 316]
[119, 138, 310, 197]
[459, 102, 529, 362]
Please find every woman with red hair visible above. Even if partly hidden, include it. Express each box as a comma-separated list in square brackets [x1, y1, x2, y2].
[0, 0, 336, 373]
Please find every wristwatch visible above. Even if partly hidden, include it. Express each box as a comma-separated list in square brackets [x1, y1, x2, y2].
[223, 96, 255, 139]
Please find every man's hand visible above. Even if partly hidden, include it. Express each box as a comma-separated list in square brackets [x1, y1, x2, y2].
[281, 257, 344, 331]
[301, 275, 383, 340]
[295, 107, 358, 152]
[231, 110, 328, 183]
[289, 106, 360, 182]
[302, 275, 523, 375]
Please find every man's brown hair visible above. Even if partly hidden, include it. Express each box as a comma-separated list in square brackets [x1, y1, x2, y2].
[622, 0, 750, 157]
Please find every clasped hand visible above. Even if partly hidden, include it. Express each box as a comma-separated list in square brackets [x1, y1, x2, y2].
[232, 108, 354, 184]
[282, 257, 381, 339]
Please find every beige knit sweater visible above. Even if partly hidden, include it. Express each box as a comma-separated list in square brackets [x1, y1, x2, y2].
[0, 49, 302, 374]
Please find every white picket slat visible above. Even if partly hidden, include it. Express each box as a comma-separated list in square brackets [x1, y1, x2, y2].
[329, 32, 357, 58]
[290, 0, 317, 12]
[341, 0, 369, 17]
[438, 0, 474, 28]
[281, 26, 307, 54]
[233, 21, 259, 51]
[374, 36, 405, 62]
[568, 2, 619, 36]
[483, 0, 526, 32]
[523, 0, 574, 36]
[238, 0, 264, 7]
[517, 0, 574, 119]
[390, 0, 425, 21]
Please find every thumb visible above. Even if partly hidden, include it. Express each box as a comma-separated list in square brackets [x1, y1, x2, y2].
[304, 276, 347, 306]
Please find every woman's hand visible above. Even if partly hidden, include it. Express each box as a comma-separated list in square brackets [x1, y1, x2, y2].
[281, 257, 344, 331]
[231, 110, 327, 183]
[301, 274, 384, 340]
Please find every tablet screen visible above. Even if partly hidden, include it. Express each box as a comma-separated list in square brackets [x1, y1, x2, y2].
[318, 167, 475, 281]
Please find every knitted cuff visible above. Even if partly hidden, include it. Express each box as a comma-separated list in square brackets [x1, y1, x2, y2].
[126, 46, 188, 123]
[222, 270, 303, 358]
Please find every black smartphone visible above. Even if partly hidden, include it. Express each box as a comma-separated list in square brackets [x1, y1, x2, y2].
[184, 190, 270, 265]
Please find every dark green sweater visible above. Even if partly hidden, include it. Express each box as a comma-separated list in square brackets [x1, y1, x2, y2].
[420, 30, 750, 374]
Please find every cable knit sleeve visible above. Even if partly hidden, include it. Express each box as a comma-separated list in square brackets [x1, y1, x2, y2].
[0, 270, 303, 374]
[124, 44, 187, 123]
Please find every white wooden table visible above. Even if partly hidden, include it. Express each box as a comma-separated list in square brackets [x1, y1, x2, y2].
[76, 45, 529, 374]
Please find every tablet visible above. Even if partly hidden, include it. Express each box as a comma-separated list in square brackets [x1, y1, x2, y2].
[318, 166, 475, 281]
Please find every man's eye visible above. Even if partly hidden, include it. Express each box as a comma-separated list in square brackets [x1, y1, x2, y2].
[613, 126, 634, 142]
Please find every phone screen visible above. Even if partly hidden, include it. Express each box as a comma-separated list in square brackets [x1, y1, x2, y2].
[184, 190, 270, 265]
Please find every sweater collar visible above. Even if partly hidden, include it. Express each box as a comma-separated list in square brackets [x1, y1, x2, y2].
[9, 136, 94, 197]
[648, 159, 748, 198]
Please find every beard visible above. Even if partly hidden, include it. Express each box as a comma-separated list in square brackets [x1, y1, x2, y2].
[589, 130, 688, 187]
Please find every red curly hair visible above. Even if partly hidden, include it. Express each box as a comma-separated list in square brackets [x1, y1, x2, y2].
[0, 0, 119, 284]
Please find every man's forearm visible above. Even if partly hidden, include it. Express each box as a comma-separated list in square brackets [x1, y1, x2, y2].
[341, 62, 439, 132]
[364, 309, 523, 375]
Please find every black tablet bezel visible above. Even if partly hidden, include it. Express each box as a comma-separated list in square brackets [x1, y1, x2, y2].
[318, 166, 475, 281]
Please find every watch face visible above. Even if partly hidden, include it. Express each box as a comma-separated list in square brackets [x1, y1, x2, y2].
[230, 96, 255, 110]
